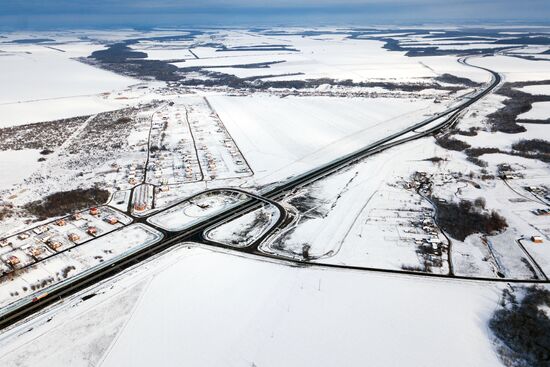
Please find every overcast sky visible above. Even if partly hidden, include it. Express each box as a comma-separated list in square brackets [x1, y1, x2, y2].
[1, 0, 549, 29]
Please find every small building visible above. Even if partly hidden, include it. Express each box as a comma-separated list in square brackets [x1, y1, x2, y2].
[89, 207, 100, 216]
[33, 226, 49, 235]
[29, 247, 44, 257]
[7, 255, 20, 266]
[73, 212, 83, 220]
[106, 217, 118, 225]
[532, 236, 544, 244]
[48, 241, 62, 251]
[134, 202, 147, 211]
[87, 226, 98, 236]
[56, 219, 67, 226]
[68, 233, 80, 242]
[17, 233, 30, 240]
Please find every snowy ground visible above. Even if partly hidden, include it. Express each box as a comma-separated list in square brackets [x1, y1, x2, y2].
[470, 55, 550, 83]
[0, 149, 41, 187]
[204, 203, 280, 247]
[518, 84, 550, 95]
[0, 244, 508, 367]
[0, 43, 137, 105]
[0, 95, 131, 128]
[210, 94, 451, 187]
[147, 190, 251, 231]
[518, 101, 550, 120]
[259, 139, 449, 273]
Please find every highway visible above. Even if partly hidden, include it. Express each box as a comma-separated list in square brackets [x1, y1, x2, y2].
[2, 55, 540, 331]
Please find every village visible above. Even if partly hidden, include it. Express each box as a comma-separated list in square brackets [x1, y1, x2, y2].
[126, 97, 253, 216]
[0, 206, 132, 276]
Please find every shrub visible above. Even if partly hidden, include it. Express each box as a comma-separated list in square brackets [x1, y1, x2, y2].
[401, 265, 424, 272]
[431, 198, 507, 241]
[465, 147, 502, 157]
[474, 197, 486, 209]
[456, 127, 478, 136]
[424, 156, 446, 163]
[490, 287, 550, 366]
[24, 188, 110, 220]
[466, 156, 488, 167]
[435, 73, 481, 87]
[512, 139, 550, 154]
[0, 206, 12, 221]
[436, 135, 471, 151]
[488, 82, 550, 133]
[116, 117, 132, 124]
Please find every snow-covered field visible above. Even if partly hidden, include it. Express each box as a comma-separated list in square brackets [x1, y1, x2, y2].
[518, 84, 550, 95]
[259, 139, 450, 273]
[208, 38, 434, 81]
[204, 203, 280, 247]
[0, 45, 137, 104]
[0, 244, 507, 367]
[470, 55, 550, 83]
[0, 95, 131, 128]
[0, 149, 41, 187]
[518, 101, 550, 120]
[210, 94, 449, 186]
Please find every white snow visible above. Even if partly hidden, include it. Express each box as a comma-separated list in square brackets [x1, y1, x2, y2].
[209, 94, 449, 187]
[415, 55, 491, 84]
[455, 124, 549, 151]
[204, 203, 280, 247]
[186, 37, 437, 82]
[0, 244, 506, 367]
[470, 55, 550, 83]
[0, 95, 131, 128]
[0, 45, 137, 104]
[0, 149, 41, 187]
[518, 101, 550, 120]
[517, 84, 550, 95]
[260, 138, 448, 274]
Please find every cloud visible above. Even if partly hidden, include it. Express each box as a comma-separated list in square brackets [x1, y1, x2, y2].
[0, 0, 549, 29]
